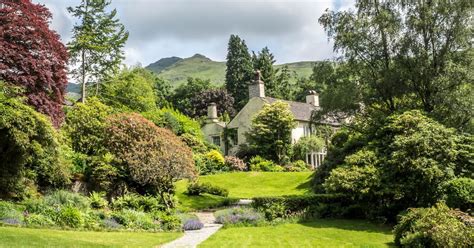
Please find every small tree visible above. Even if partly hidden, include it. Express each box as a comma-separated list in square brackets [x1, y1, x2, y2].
[67, 0, 129, 102]
[0, 0, 68, 127]
[105, 113, 196, 208]
[189, 88, 235, 118]
[247, 101, 296, 163]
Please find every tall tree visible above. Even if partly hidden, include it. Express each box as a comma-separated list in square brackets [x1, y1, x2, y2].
[319, 0, 473, 131]
[189, 88, 235, 118]
[252, 47, 278, 97]
[273, 65, 295, 100]
[0, 0, 68, 127]
[170, 77, 213, 116]
[68, 0, 129, 103]
[225, 35, 253, 110]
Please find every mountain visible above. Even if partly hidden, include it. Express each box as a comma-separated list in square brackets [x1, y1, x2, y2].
[146, 54, 316, 88]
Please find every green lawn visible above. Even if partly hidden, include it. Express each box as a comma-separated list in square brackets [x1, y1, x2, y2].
[0, 226, 181, 248]
[176, 172, 312, 211]
[200, 219, 395, 248]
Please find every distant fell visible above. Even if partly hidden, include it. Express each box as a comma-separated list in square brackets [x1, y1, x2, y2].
[146, 54, 316, 88]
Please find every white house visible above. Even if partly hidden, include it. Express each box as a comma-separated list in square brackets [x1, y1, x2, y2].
[202, 71, 339, 168]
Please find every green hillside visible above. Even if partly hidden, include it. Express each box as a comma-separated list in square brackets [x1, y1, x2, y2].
[146, 54, 316, 88]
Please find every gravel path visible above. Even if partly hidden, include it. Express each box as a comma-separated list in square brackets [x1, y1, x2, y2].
[159, 212, 222, 248]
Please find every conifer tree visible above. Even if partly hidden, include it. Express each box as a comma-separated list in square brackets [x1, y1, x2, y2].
[67, 0, 129, 102]
[253, 47, 278, 97]
[225, 35, 253, 110]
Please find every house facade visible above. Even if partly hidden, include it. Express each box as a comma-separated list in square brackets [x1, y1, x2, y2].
[202, 71, 339, 169]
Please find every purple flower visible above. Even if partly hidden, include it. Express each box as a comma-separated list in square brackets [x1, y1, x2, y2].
[183, 219, 204, 230]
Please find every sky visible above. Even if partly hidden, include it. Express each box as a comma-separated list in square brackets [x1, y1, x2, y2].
[34, 0, 354, 66]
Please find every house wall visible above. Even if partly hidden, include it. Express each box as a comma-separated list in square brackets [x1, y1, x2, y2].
[227, 97, 265, 146]
[201, 122, 226, 153]
[291, 121, 310, 144]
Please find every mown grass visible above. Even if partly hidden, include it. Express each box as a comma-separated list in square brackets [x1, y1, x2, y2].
[0, 226, 181, 248]
[176, 172, 313, 211]
[200, 219, 395, 248]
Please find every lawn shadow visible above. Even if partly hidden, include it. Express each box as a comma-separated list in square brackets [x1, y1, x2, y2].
[295, 174, 313, 193]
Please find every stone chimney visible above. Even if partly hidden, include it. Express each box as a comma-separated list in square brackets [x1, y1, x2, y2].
[249, 70, 265, 99]
[207, 103, 218, 123]
[306, 90, 319, 107]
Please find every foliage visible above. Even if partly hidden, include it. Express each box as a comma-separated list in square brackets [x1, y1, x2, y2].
[0, 0, 68, 127]
[89, 192, 108, 209]
[215, 207, 264, 226]
[182, 219, 204, 230]
[224, 156, 247, 171]
[67, 0, 129, 101]
[246, 101, 297, 163]
[105, 113, 196, 208]
[195, 150, 228, 175]
[393, 203, 473, 248]
[112, 194, 163, 212]
[285, 160, 311, 172]
[186, 182, 229, 197]
[315, 110, 473, 220]
[249, 156, 284, 172]
[100, 67, 157, 112]
[292, 136, 325, 161]
[319, 1, 473, 131]
[142, 107, 203, 139]
[225, 34, 254, 110]
[0, 88, 70, 199]
[189, 88, 235, 118]
[252, 47, 278, 97]
[170, 77, 213, 116]
[44, 190, 90, 211]
[443, 178, 474, 211]
[64, 97, 112, 155]
[56, 206, 83, 228]
[111, 209, 158, 231]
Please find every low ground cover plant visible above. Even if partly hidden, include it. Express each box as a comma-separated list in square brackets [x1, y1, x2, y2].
[215, 207, 264, 226]
[186, 182, 229, 197]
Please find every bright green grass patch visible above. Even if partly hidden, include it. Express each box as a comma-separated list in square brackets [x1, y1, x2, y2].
[200, 219, 395, 248]
[0, 226, 181, 248]
[176, 172, 312, 211]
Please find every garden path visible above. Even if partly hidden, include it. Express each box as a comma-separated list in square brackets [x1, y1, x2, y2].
[159, 212, 221, 248]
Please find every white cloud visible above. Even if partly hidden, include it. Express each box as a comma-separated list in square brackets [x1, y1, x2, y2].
[34, 0, 354, 65]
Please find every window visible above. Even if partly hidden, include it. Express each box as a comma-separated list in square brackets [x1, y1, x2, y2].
[212, 136, 221, 146]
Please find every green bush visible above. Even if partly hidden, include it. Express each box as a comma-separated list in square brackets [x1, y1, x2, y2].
[249, 156, 284, 172]
[89, 192, 108, 209]
[186, 182, 229, 197]
[0, 201, 23, 221]
[292, 136, 325, 161]
[443, 177, 474, 211]
[224, 156, 247, 171]
[44, 190, 90, 210]
[24, 213, 54, 227]
[0, 87, 70, 199]
[111, 209, 158, 230]
[285, 160, 311, 172]
[112, 194, 164, 212]
[196, 150, 228, 175]
[393, 203, 473, 248]
[56, 206, 83, 228]
[142, 108, 203, 139]
[152, 212, 181, 231]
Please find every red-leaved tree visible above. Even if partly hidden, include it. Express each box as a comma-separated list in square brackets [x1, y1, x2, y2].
[0, 0, 68, 127]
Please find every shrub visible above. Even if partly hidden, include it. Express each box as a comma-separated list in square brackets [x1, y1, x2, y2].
[224, 156, 247, 171]
[443, 177, 474, 211]
[215, 207, 264, 226]
[105, 113, 196, 208]
[183, 219, 204, 230]
[196, 150, 227, 175]
[56, 206, 83, 228]
[292, 136, 325, 161]
[152, 212, 182, 231]
[186, 182, 229, 197]
[0, 217, 22, 226]
[142, 108, 203, 139]
[112, 194, 163, 212]
[24, 213, 54, 227]
[0, 87, 70, 199]
[262, 201, 287, 221]
[0, 201, 23, 223]
[101, 218, 122, 229]
[111, 209, 158, 230]
[393, 203, 473, 248]
[249, 156, 284, 172]
[44, 190, 90, 211]
[89, 192, 108, 209]
[285, 160, 311, 172]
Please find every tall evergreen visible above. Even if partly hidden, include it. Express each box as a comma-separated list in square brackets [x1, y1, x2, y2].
[225, 35, 253, 110]
[252, 47, 278, 97]
[68, 0, 129, 102]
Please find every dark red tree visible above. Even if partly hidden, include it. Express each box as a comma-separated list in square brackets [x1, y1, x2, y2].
[0, 0, 68, 127]
[190, 88, 235, 118]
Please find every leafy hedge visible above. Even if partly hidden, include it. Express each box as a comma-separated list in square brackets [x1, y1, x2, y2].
[252, 194, 355, 219]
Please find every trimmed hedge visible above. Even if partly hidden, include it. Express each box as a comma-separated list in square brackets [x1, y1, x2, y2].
[252, 194, 356, 219]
